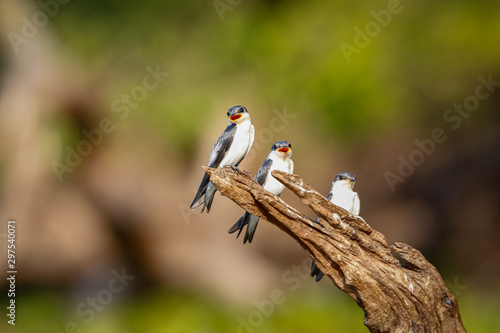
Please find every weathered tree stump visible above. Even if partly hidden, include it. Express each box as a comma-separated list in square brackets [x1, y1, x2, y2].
[203, 166, 466, 333]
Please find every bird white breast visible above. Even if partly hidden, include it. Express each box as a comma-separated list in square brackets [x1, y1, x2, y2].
[330, 184, 358, 214]
[220, 120, 253, 167]
[262, 154, 293, 196]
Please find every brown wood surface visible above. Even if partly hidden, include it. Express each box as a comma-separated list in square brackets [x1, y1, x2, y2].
[204, 166, 466, 333]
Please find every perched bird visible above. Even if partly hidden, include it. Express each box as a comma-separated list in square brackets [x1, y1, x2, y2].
[311, 172, 359, 282]
[190, 105, 254, 213]
[228, 141, 294, 243]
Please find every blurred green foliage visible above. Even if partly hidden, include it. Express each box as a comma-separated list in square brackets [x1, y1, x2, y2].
[50, 0, 500, 159]
[1, 288, 499, 332]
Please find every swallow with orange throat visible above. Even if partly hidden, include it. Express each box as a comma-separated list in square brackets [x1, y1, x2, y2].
[190, 105, 254, 213]
[228, 141, 294, 243]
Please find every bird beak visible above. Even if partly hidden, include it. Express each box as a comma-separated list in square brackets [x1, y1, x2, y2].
[229, 113, 242, 122]
[277, 147, 290, 153]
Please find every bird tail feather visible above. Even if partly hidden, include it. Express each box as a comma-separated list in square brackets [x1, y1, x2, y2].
[190, 173, 210, 209]
[201, 181, 217, 213]
[310, 260, 324, 282]
[228, 212, 250, 238]
[243, 215, 260, 244]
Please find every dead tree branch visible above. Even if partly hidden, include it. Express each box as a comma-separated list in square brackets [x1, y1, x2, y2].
[203, 166, 466, 333]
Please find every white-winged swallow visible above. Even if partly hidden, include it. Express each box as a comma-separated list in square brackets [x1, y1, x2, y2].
[190, 105, 254, 213]
[311, 172, 360, 281]
[228, 140, 294, 243]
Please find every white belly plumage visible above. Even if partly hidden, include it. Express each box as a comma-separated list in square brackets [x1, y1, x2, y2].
[330, 188, 359, 215]
[263, 158, 293, 196]
[331, 195, 354, 213]
[219, 122, 253, 167]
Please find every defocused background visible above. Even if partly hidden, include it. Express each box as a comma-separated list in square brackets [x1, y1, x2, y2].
[0, 0, 499, 332]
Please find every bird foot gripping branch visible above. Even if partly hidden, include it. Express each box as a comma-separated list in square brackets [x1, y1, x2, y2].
[203, 166, 466, 333]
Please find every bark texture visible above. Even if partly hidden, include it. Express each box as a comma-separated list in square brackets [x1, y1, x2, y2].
[204, 166, 466, 333]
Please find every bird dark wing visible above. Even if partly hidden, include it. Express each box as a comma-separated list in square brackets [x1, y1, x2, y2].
[254, 158, 273, 186]
[207, 122, 236, 168]
[190, 123, 236, 210]
[326, 191, 333, 201]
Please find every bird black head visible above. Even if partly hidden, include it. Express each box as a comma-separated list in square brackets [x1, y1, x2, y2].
[227, 105, 248, 122]
[272, 140, 292, 153]
[334, 172, 356, 183]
